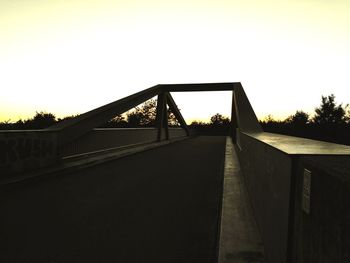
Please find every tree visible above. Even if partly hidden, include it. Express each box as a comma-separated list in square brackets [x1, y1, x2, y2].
[313, 94, 348, 125]
[0, 113, 57, 130]
[262, 114, 276, 124]
[102, 114, 128, 128]
[190, 120, 206, 126]
[126, 111, 143, 127]
[167, 109, 180, 127]
[57, 114, 79, 122]
[126, 99, 157, 127]
[25, 111, 56, 129]
[126, 99, 179, 127]
[286, 110, 309, 126]
[345, 108, 350, 124]
[210, 113, 230, 126]
[0, 119, 13, 130]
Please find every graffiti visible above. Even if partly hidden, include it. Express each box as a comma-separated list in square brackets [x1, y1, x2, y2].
[0, 137, 55, 166]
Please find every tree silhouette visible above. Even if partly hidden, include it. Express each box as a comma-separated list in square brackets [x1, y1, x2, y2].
[57, 114, 80, 123]
[286, 110, 309, 126]
[262, 114, 278, 124]
[167, 108, 180, 127]
[1, 93, 349, 145]
[346, 108, 350, 123]
[126, 99, 179, 127]
[188, 114, 230, 136]
[127, 111, 144, 127]
[258, 94, 350, 145]
[25, 111, 56, 129]
[313, 94, 348, 125]
[102, 114, 128, 128]
[190, 120, 206, 126]
[126, 99, 157, 127]
[210, 113, 230, 126]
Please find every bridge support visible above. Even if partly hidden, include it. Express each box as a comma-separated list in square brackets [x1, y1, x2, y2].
[156, 92, 189, 141]
[0, 82, 252, 176]
[156, 93, 169, 141]
[230, 91, 238, 143]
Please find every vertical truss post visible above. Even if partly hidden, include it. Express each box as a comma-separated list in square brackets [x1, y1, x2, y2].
[156, 93, 165, 141]
[231, 90, 238, 142]
[163, 94, 169, 140]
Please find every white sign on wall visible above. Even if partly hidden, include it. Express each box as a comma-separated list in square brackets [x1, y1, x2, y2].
[302, 169, 312, 214]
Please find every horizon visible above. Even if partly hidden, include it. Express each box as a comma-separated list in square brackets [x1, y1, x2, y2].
[1, 90, 345, 125]
[0, 88, 347, 124]
[1, 0, 350, 123]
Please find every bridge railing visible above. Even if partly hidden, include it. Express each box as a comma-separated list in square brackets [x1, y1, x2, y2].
[0, 129, 59, 176]
[2, 82, 350, 262]
[0, 82, 238, 177]
[61, 127, 187, 158]
[236, 130, 350, 263]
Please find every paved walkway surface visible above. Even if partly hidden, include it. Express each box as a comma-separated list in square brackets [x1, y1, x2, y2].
[0, 136, 226, 263]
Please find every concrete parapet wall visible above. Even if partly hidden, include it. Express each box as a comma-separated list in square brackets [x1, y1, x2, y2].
[0, 128, 187, 176]
[237, 132, 292, 263]
[291, 156, 350, 263]
[168, 127, 187, 138]
[236, 131, 350, 263]
[62, 128, 186, 157]
[0, 131, 58, 176]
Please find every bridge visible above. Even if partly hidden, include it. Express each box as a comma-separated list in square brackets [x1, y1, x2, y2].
[1, 83, 350, 263]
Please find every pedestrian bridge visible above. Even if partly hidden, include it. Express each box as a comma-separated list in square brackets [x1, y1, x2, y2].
[1, 83, 350, 263]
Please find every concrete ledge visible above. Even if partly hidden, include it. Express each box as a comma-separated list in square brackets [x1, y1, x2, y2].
[243, 132, 350, 155]
[62, 142, 156, 162]
[218, 137, 265, 263]
[61, 127, 187, 156]
[0, 136, 189, 186]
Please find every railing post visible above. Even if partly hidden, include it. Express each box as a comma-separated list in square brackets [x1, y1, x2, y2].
[163, 94, 169, 140]
[156, 93, 165, 141]
[231, 90, 238, 143]
[156, 92, 169, 141]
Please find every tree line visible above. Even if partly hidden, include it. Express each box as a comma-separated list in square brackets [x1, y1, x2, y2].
[260, 94, 350, 145]
[0, 99, 230, 130]
[1, 94, 349, 145]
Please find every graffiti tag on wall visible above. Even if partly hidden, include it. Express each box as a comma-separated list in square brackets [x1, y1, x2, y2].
[0, 135, 56, 168]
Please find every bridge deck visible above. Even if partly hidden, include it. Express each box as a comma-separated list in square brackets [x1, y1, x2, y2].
[1, 136, 227, 263]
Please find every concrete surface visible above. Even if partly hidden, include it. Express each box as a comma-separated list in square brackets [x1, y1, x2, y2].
[0, 136, 226, 263]
[62, 128, 187, 157]
[243, 132, 350, 155]
[0, 130, 58, 176]
[238, 131, 350, 263]
[237, 132, 293, 263]
[0, 136, 188, 186]
[218, 137, 265, 263]
[290, 155, 350, 263]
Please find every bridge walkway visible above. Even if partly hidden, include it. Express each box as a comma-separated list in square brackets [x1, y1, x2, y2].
[1, 136, 229, 263]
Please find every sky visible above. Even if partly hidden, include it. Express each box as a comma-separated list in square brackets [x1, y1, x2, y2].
[0, 0, 349, 123]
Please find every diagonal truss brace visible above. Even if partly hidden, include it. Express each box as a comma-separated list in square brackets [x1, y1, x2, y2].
[166, 92, 189, 136]
[155, 92, 189, 141]
[45, 82, 260, 149]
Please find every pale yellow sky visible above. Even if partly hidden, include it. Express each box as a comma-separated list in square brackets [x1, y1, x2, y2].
[1, 0, 349, 123]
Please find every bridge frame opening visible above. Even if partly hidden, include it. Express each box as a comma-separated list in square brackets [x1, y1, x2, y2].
[47, 83, 262, 151]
